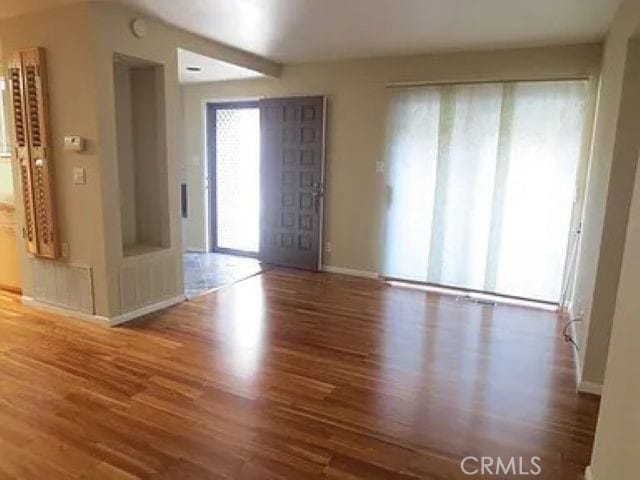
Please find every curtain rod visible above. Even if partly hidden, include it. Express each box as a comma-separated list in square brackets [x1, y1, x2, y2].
[386, 75, 592, 89]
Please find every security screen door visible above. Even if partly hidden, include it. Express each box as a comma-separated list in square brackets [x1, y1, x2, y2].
[208, 102, 260, 255]
[259, 96, 325, 270]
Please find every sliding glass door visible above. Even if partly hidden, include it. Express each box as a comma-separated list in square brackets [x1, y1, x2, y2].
[383, 80, 589, 302]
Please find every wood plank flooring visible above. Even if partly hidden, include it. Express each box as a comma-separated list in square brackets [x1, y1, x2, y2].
[0, 269, 599, 479]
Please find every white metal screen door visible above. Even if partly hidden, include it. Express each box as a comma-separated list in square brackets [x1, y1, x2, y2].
[207, 102, 261, 255]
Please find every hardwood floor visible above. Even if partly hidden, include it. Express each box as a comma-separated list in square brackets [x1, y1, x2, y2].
[0, 270, 599, 479]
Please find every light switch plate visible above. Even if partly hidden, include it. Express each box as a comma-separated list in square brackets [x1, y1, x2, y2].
[73, 167, 86, 185]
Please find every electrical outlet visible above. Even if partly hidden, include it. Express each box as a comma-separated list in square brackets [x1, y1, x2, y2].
[325, 241, 332, 253]
[375, 161, 385, 173]
[61, 242, 70, 258]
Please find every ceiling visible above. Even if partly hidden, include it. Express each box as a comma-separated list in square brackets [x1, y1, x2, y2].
[0, 0, 76, 20]
[1, 0, 621, 63]
[177, 48, 264, 84]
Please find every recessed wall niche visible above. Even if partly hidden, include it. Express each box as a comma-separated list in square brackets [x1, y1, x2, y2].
[113, 54, 170, 256]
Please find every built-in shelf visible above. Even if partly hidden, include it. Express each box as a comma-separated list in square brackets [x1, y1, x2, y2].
[113, 53, 170, 258]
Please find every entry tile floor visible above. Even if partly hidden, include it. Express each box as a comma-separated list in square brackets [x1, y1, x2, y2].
[183, 252, 266, 297]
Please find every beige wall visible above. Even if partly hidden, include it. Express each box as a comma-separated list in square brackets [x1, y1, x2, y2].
[572, 0, 640, 387]
[0, 2, 280, 318]
[0, 4, 108, 311]
[589, 144, 640, 479]
[87, 1, 280, 317]
[114, 62, 137, 246]
[585, 0, 640, 477]
[114, 60, 170, 251]
[182, 44, 602, 271]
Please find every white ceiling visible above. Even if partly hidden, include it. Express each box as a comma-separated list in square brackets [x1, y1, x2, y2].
[1, 0, 621, 63]
[177, 48, 264, 84]
[111, 0, 621, 63]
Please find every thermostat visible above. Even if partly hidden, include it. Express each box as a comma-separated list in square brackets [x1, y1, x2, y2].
[64, 136, 85, 152]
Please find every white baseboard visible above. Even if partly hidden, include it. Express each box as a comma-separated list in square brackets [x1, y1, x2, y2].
[21, 296, 110, 326]
[579, 381, 603, 396]
[22, 294, 186, 327]
[585, 465, 594, 480]
[109, 295, 186, 326]
[322, 265, 379, 279]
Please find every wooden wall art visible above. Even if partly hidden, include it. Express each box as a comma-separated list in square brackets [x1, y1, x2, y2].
[7, 47, 59, 258]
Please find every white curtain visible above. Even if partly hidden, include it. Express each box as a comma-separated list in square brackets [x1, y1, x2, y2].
[384, 80, 588, 302]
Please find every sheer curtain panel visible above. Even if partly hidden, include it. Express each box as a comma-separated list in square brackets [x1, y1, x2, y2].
[383, 80, 589, 302]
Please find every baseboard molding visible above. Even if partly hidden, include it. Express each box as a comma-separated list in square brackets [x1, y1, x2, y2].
[110, 295, 186, 326]
[585, 465, 594, 480]
[570, 318, 583, 388]
[22, 294, 186, 327]
[579, 381, 603, 396]
[322, 265, 379, 279]
[22, 296, 110, 326]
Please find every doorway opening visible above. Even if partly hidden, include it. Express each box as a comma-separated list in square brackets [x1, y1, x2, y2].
[209, 102, 261, 255]
[184, 101, 264, 297]
[0, 77, 22, 294]
[182, 96, 326, 298]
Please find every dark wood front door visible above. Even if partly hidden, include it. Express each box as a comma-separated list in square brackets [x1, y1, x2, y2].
[259, 96, 325, 270]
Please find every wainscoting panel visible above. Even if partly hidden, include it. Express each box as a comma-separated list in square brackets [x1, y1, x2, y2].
[119, 251, 179, 314]
[29, 259, 94, 313]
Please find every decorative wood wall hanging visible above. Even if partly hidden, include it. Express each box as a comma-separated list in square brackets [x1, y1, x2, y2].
[7, 47, 59, 258]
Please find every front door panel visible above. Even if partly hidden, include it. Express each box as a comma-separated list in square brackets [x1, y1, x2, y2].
[259, 96, 325, 270]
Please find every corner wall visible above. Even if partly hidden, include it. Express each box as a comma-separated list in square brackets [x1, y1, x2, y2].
[588, 83, 640, 480]
[572, 0, 640, 388]
[86, 1, 281, 318]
